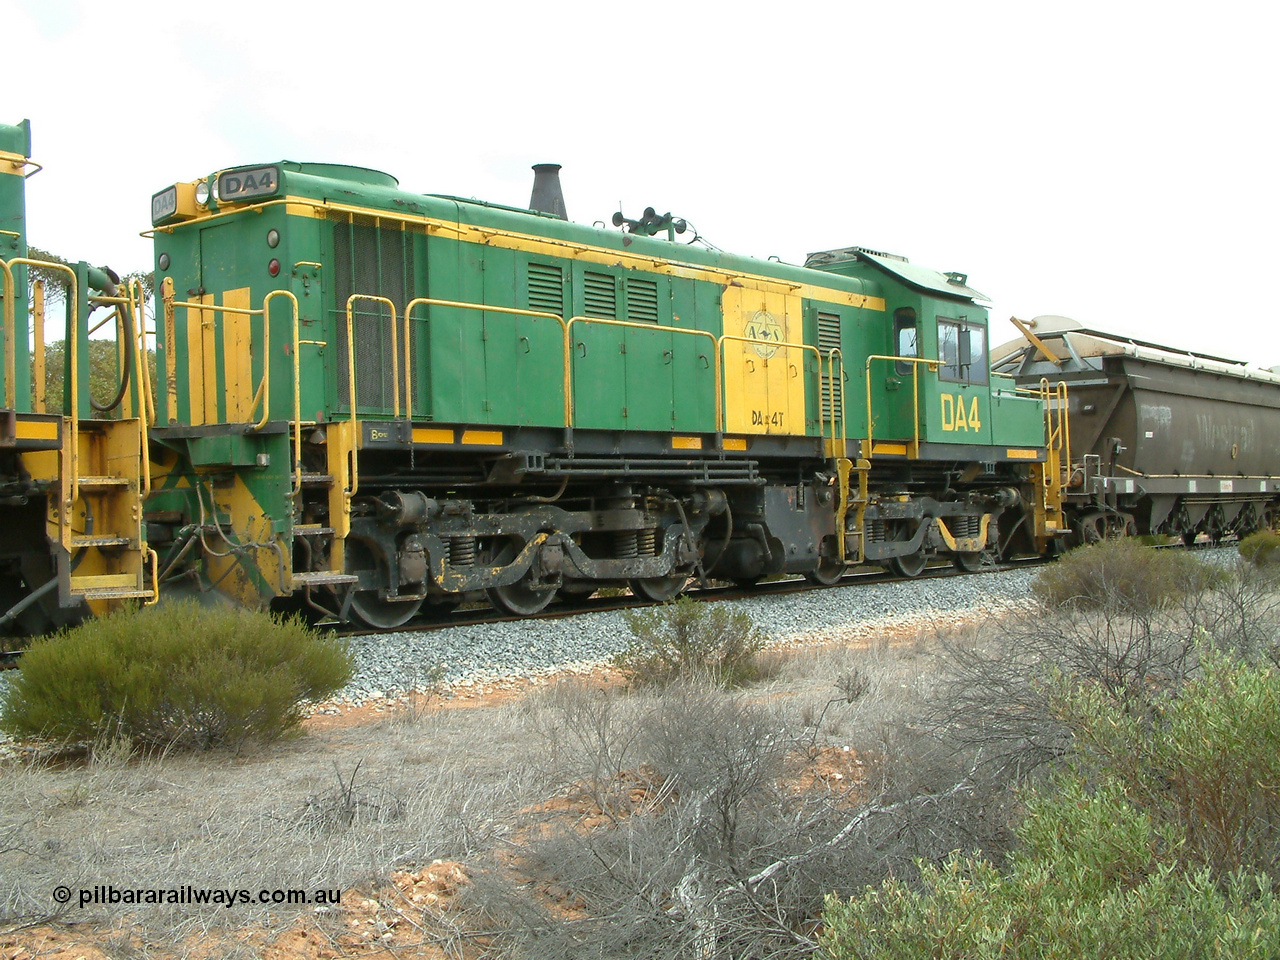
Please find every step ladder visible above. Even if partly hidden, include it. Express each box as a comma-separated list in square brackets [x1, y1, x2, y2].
[60, 419, 156, 607]
[1035, 379, 1070, 540]
[287, 420, 358, 592]
[835, 457, 871, 563]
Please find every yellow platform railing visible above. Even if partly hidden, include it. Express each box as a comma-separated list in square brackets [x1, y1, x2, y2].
[863, 355, 938, 459]
[161, 284, 292, 433]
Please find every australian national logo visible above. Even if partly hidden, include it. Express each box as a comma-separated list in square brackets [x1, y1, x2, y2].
[743, 311, 784, 359]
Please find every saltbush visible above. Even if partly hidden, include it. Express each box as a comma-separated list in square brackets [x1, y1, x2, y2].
[0, 601, 352, 750]
[821, 655, 1280, 959]
[1032, 538, 1219, 614]
[614, 595, 768, 687]
[820, 778, 1280, 960]
[1239, 529, 1280, 566]
[1062, 650, 1280, 879]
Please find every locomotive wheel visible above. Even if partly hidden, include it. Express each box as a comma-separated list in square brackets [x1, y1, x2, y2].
[952, 551, 986, 573]
[804, 556, 845, 586]
[344, 540, 424, 629]
[890, 551, 928, 578]
[488, 576, 557, 616]
[629, 575, 689, 603]
[349, 591, 424, 630]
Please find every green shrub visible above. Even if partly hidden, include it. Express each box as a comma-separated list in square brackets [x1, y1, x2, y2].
[0, 601, 353, 750]
[1032, 539, 1220, 613]
[820, 777, 1280, 960]
[613, 595, 768, 687]
[1239, 529, 1280, 566]
[1061, 650, 1280, 879]
[822, 655, 1280, 959]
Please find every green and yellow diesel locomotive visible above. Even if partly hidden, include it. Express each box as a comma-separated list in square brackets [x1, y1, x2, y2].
[139, 159, 1062, 626]
[1, 120, 154, 636]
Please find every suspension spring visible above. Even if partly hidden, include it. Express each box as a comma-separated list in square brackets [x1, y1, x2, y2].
[449, 536, 477, 566]
[637, 528, 657, 556]
[615, 531, 639, 558]
[866, 518, 886, 543]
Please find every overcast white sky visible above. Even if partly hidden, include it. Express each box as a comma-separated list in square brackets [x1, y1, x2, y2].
[8, 0, 1278, 365]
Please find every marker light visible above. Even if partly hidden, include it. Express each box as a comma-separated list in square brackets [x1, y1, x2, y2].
[268, 259, 281, 277]
[267, 229, 280, 248]
[158, 253, 170, 271]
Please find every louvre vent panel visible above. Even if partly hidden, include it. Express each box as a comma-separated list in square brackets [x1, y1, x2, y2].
[332, 217, 417, 409]
[625, 279, 659, 323]
[817, 311, 843, 422]
[528, 262, 564, 316]
[584, 272, 618, 319]
[817, 312, 842, 352]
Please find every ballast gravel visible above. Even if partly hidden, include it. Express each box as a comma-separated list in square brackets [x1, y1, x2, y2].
[0, 548, 1243, 730]
[336, 545, 1243, 703]
[335, 566, 1042, 703]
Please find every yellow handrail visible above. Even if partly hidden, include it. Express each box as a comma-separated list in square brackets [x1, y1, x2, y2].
[345, 295, 401, 418]
[1040, 377, 1070, 475]
[91, 284, 153, 493]
[163, 293, 287, 430]
[3, 259, 81, 501]
[127, 279, 153, 497]
[161, 278, 178, 421]
[32, 280, 45, 413]
[863, 355, 938, 458]
[255, 290, 295, 430]
[568, 316, 721, 432]
[144, 548, 159, 606]
[405, 298, 568, 424]
[822, 346, 848, 459]
[342, 298, 358, 497]
[0, 258, 15, 409]
[128, 278, 157, 428]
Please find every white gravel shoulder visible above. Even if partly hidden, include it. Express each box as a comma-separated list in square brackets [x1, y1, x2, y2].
[336, 566, 1043, 703]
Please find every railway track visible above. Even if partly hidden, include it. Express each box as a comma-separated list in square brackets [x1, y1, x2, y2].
[328, 555, 1053, 639]
[0, 557, 1049, 669]
[10, 539, 1236, 663]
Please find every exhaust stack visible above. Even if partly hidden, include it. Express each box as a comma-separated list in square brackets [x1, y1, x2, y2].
[528, 163, 568, 220]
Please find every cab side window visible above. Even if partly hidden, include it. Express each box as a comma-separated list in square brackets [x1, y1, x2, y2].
[894, 309, 918, 375]
[937, 318, 988, 384]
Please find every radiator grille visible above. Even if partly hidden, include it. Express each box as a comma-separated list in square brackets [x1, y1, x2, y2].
[583, 272, 618, 320]
[332, 217, 416, 410]
[817, 311, 843, 424]
[527, 262, 564, 316]
[625, 278, 659, 323]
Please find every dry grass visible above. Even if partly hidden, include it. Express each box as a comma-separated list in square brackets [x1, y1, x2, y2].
[0, 606, 1018, 958]
[0, 698, 552, 952]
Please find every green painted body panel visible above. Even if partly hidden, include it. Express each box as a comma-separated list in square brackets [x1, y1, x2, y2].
[1, 120, 32, 411]
[990, 377, 1046, 447]
[186, 432, 271, 467]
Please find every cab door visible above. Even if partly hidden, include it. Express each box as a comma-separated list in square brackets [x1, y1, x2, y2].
[927, 315, 992, 446]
